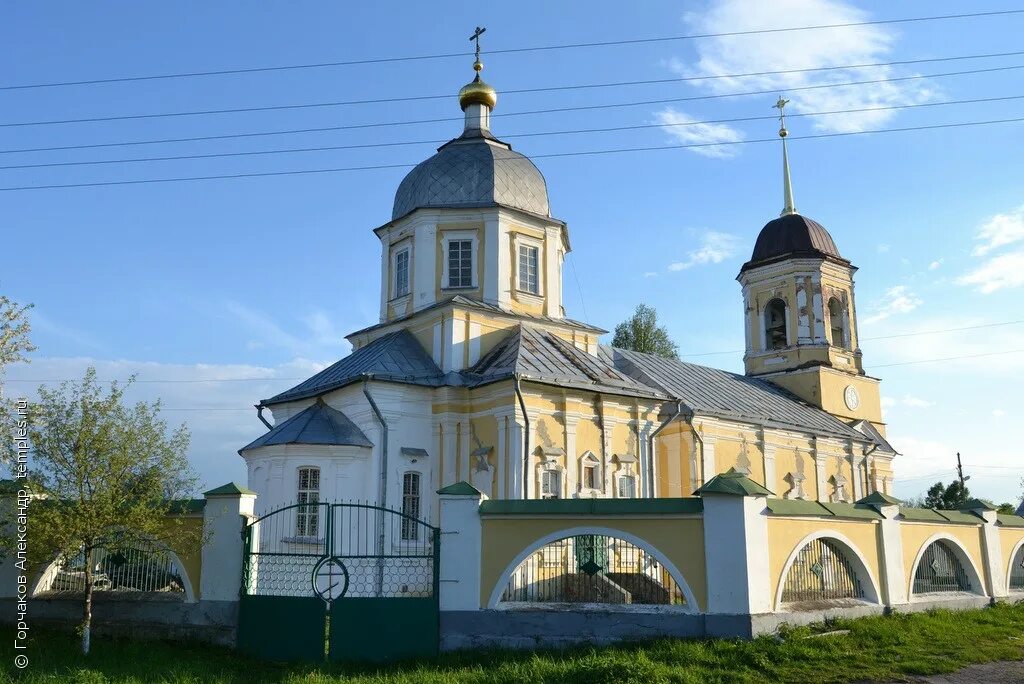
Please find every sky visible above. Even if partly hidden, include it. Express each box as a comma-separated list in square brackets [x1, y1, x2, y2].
[2, 0, 1022, 503]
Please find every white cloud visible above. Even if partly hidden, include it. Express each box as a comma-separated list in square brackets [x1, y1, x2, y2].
[643, 271, 659, 278]
[971, 204, 1024, 256]
[862, 285, 922, 324]
[669, 231, 741, 270]
[956, 251, 1024, 294]
[863, 314, 1024, 374]
[224, 301, 352, 358]
[928, 259, 943, 271]
[877, 244, 891, 254]
[672, 0, 935, 136]
[655, 108, 744, 158]
[993, 409, 1006, 418]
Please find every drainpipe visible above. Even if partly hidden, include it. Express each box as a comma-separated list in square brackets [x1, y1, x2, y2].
[513, 375, 530, 500]
[362, 375, 388, 596]
[254, 404, 272, 431]
[648, 400, 683, 498]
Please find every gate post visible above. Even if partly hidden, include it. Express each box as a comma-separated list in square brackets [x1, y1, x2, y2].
[858, 491, 907, 607]
[201, 483, 256, 601]
[963, 499, 1005, 599]
[437, 482, 486, 611]
[696, 470, 773, 637]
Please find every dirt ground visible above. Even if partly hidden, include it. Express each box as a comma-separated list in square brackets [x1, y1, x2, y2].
[897, 660, 1024, 683]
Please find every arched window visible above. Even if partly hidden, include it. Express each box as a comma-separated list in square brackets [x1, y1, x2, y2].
[913, 540, 971, 594]
[499, 534, 686, 606]
[764, 299, 788, 350]
[781, 538, 863, 604]
[828, 297, 847, 348]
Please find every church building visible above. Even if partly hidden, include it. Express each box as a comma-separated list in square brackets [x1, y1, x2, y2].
[239, 53, 897, 525]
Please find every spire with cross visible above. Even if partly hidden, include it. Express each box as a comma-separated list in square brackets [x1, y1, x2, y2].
[470, 26, 486, 72]
[774, 96, 797, 216]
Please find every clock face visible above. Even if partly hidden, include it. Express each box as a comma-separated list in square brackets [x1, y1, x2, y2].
[844, 385, 860, 411]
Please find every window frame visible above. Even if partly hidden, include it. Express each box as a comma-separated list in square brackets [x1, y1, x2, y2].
[392, 246, 411, 300]
[618, 474, 637, 498]
[400, 471, 422, 541]
[296, 466, 321, 538]
[440, 230, 478, 290]
[513, 233, 545, 298]
[763, 298, 789, 351]
[827, 296, 847, 349]
[540, 469, 561, 500]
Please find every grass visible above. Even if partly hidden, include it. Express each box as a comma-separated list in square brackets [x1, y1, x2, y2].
[4, 603, 1024, 683]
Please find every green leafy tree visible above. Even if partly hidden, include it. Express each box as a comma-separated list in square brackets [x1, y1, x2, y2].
[0, 294, 35, 369]
[997, 502, 1017, 515]
[611, 304, 679, 360]
[923, 479, 971, 510]
[25, 368, 199, 655]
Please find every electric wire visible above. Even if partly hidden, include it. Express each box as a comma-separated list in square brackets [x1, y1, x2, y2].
[3, 63, 1022, 129]
[2, 115, 1021, 192]
[3, 9, 1020, 91]
[4, 94, 1020, 172]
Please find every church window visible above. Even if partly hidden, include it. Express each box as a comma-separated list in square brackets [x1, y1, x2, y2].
[447, 239, 473, 288]
[296, 467, 320, 538]
[540, 470, 561, 499]
[393, 248, 410, 298]
[401, 472, 421, 540]
[583, 464, 598, 490]
[828, 297, 847, 348]
[764, 298, 788, 350]
[518, 244, 539, 294]
[618, 474, 636, 498]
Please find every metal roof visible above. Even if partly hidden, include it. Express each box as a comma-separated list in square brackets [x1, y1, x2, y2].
[346, 294, 605, 340]
[601, 346, 870, 441]
[263, 330, 444, 405]
[463, 324, 667, 399]
[240, 400, 373, 453]
[392, 131, 550, 221]
[741, 213, 847, 272]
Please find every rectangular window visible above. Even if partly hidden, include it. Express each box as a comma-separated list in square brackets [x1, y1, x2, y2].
[401, 472, 421, 541]
[393, 249, 410, 298]
[540, 470, 561, 499]
[518, 244, 539, 294]
[583, 464, 598, 490]
[447, 239, 473, 288]
[618, 475, 636, 498]
[296, 467, 320, 537]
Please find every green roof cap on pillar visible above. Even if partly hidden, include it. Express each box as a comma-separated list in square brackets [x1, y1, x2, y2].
[203, 482, 256, 497]
[437, 481, 484, 496]
[696, 468, 774, 497]
[962, 498, 997, 512]
[856, 491, 903, 506]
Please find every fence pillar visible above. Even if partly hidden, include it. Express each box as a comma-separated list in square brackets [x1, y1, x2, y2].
[200, 482, 256, 602]
[858, 492, 907, 607]
[0, 483, 22, 599]
[964, 499, 1005, 599]
[437, 482, 486, 611]
[697, 470, 773, 636]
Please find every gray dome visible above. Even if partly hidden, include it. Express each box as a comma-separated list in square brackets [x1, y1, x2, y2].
[392, 134, 550, 221]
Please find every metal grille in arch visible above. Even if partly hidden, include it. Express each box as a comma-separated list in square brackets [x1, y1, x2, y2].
[912, 540, 971, 594]
[781, 538, 863, 604]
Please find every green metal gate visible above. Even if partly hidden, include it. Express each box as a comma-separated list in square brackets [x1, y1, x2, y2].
[237, 501, 440, 662]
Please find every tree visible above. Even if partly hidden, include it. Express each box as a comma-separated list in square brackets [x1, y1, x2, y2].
[923, 479, 971, 510]
[25, 368, 199, 655]
[611, 304, 679, 360]
[997, 502, 1017, 515]
[0, 294, 35, 369]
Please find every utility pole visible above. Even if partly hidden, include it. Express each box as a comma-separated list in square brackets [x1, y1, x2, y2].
[956, 452, 970, 490]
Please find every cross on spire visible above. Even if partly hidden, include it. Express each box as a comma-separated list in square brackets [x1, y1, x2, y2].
[774, 95, 797, 216]
[470, 26, 486, 63]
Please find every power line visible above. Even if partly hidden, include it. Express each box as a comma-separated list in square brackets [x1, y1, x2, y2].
[5, 94, 1020, 172]
[7, 319, 1024, 385]
[3, 63, 1022, 129]
[872, 348, 1024, 369]
[3, 9, 1021, 91]
[680, 320, 1024, 358]
[4, 50, 1021, 156]
[3, 115, 1019, 192]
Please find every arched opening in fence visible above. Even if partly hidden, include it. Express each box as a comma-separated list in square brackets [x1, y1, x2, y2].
[491, 529, 695, 610]
[774, 532, 880, 610]
[32, 537, 194, 602]
[1008, 541, 1024, 593]
[911, 539, 975, 596]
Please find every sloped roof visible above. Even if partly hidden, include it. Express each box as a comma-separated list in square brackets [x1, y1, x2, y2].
[264, 330, 444, 405]
[240, 400, 372, 453]
[462, 324, 667, 399]
[851, 420, 897, 454]
[601, 346, 869, 441]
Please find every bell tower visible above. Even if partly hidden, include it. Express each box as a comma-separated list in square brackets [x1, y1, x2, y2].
[737, 97, 884, 429]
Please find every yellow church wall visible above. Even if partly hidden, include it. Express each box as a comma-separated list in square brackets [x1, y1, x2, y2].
[999, 527, 1024, 591]
[765, 516, 881, 608]
[479, 514, 707, 610]
[772, 446, 819, 501]
[434, 222, 484, 302]
[899, 522, 986, 596]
